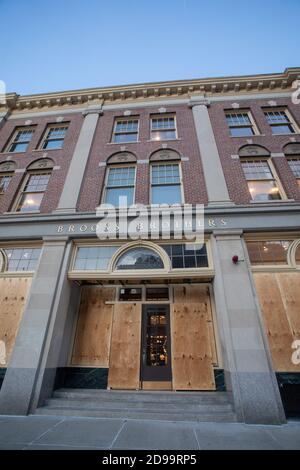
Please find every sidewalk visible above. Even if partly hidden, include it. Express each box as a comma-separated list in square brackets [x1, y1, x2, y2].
[0, 415, 299, 450]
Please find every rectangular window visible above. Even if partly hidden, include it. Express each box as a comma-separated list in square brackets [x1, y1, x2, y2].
[246, 240, 291, 265]
[225, 111, 257, 137]
[40, 124, 68, 149]
[15, 172, 51, 212]
[112, 118, 139, 143]
[146, 287, 169, 301]
[119, 288, 142, 301]
[73, 246, 120, 270]
[151, 163, 182, 204]
[104, 166, 136, 206]
[264, 109, 296, 134]
[0, 174, 12, 194]
[288, 158, 300, 188]
[4, 127, 35, 153]
[241, 159, 282, 201]
[4, 247, 41, 271]
[162, 244, 208, 268]
[151, 114, 177, 141]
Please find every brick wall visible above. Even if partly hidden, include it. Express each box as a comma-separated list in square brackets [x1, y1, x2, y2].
[0, 112, 84, 214]
[208, 97, 300, 204]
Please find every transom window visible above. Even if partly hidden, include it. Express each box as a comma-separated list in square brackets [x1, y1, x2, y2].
[151, 163, 182, 204]
[3, 247, 41, 271]
[112, 118, 139, 143]
[225, 111, 256, 137]
[288, 158, 300, 188]
[40, 124, 68, 149]
[15, 172, 51, 212]
[0, 174, 12, 194]
[246, 240, 291, 265]
[116, 247, 164, 270]
[5, 127, 35, 153]
[162, 244, 208, 268]
[241, 159, 282, 201]
[264, 109, 296, 134]
[74, 246, 120, 270]
[151, 115, 177, 140]
[104, 165, 136, 206]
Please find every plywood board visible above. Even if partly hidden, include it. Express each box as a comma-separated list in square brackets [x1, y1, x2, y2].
[142, 381, 172, 390]
[171, 302, 216, 390]
[71, 286, 115, 367]
[0, 277, 32, 367]
[108, 303, 141, 390]
[254, 272, 298, 372]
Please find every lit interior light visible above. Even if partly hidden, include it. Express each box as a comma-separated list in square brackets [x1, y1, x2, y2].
[26, 199, 35, 205]
[270, 187, 279, 193]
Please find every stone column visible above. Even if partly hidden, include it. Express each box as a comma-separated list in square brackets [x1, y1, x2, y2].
[189, 96, 232, 206]
[211, 230, 285, 424]
[55, 105, 103, 213]
[0, 237, 72, 415]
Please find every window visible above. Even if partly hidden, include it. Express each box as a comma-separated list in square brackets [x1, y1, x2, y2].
[104, 166, 136, 206]
[4, 127, 35, 153]
[246, 240, 291, 265]
[288, 158, 300, 188]
[162, 244, 208, 268]
[4, 247, 41, 271]
[264, 109, 296, 134]
[73, 246, 120, 270]
[119, 288, 142, 301]
[40, 124, 68, 149]
[15, 172, 51, 212]
[0, 174, 12, 194]
[151, 115, 177, 140]
[115, 247, 164, 270]
[241, 159, 282, 201]
[146, 287, 169, 301]
[225, 111, 257, 137]
[112, 118, 139, 143]
[151, 163, 182, 204]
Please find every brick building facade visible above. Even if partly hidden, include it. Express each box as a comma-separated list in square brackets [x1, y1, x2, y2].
[0, 68, 299, 424]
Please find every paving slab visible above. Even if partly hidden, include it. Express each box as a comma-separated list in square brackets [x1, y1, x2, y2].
[34, 417, 124, 448]
[264, 424, 300, 450]
[0, 416, 63, 445]
[194, 422, 281, 450]
[113, 420, 199, 450]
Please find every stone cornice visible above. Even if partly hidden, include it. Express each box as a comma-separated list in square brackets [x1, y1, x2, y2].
[1, 67, 300, 114]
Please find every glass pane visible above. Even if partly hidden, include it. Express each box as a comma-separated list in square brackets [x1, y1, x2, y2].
[116, 247, 164, 270]
[152, 185, 181, 204]
[146, 313, 168, 366]
[288, 159, 300, 178]
[247, 181, 281, 201]
[4, 247, 41, 271]
[17, 192, 44, 212]
[119, 288, 142, 301]
[74, 246, 119, 270]
[105, 187, 134, 206]
[9, 142, 28, 152]
[113, 133, 138, 143]
[230, 126, 254, 137]
[107, 167, 135, 187]
[295, 245, 300, 265]
[241, 160, 273, 180]
[42, 139, 64, 149]
[271, 124, 294, 135]
[152, 164, 180, 185]
[151, 130, 176, 141]
[246, 240, 290, 265]
[0, 175, 12, 192]
[146, 287, 169, 301]
[25, 173, 50, 192]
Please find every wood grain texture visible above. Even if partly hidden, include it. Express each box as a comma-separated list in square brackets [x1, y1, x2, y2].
[171, 294, 216, 391]
[71, 286, 115, 367]
[0, 277, 32, 367]
[108, 303, 141, 390]
[254, 272, 299, 372]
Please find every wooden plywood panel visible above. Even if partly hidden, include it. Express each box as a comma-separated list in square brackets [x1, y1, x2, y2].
[171, 302, 215, 390]
[108, 303, 141, 390]
[253, 272, 298, 372]
[276, 273, 300, 338]
[0, 277, 32, 367]
[71, 286, 115, 367]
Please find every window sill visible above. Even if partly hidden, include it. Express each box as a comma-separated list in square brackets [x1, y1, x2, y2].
[229, 134, 265, 138]
[271, 133, 299, 136]
[106, 141, 140, 145]
[147, 138, 181, 142]
[32, 148, 64, 152]
[0, 151, 27, 155]
[3, 210, 41, 215]
[249, 199, 295, 204]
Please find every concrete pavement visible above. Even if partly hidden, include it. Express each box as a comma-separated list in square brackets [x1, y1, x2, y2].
[0, 415, 299, 450]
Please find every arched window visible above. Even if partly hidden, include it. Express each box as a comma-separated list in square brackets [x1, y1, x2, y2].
[284, 143, 300, 188]
[115, 247, 164, 270]
[0, 161, 16, 196]
[13, 158, 54, 213]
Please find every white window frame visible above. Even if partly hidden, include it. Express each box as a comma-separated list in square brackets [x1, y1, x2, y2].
[13, 170, 52, 213]
[150, 162, 184, 205]
[102, 164, 137, 206]
[225, 110, 259, 137]
[0, 173, 13, 194]
[111, 117, 139, 143]
[263, 108, 299, 135]
[241, 157, 286, 202]
[4, 126, 35, 153]
[287, 157, 300, 188]
[150, 114, 178, 141]
[39, 123, 69, 150]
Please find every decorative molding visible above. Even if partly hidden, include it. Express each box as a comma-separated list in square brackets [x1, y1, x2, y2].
[283, 143, 300, 155]
[149, 149, 181, 162]
[0, 161, 16, 172]
[107, 151, 137, 164]
[239, 145, 270, 157]
[27, 158, 54, 170]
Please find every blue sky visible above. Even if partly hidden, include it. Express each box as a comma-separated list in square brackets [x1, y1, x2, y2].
[1, 0, 299, 95]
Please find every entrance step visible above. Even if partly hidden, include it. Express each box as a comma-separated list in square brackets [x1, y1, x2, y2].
[34, 389, 237, 423]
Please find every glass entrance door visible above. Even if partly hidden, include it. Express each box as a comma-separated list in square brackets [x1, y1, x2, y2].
[141, 304, 172, 381]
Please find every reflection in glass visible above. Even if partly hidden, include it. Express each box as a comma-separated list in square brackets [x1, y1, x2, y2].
[146, 313, 168, 367]
[116, 247, 164, 270]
